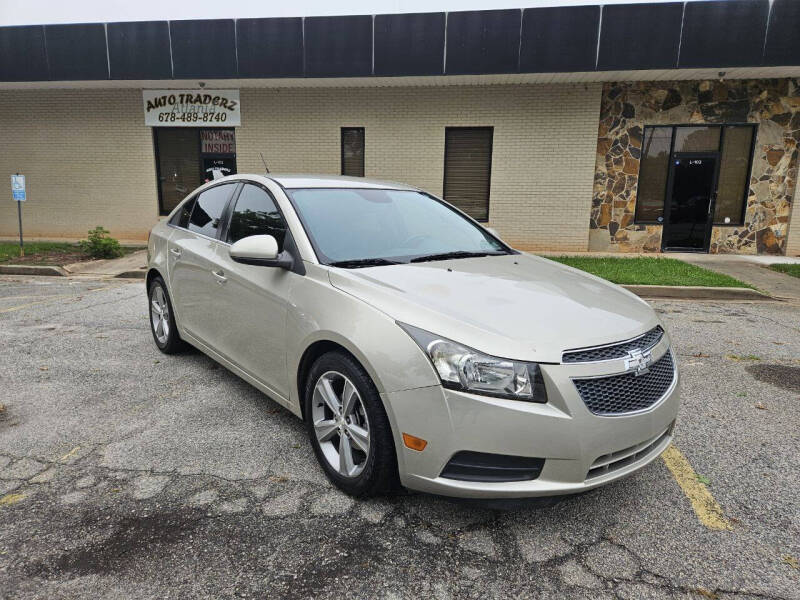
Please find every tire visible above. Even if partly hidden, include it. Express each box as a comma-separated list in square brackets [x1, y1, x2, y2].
[304, 351, 399, 497]
[148, 276, 187, 354]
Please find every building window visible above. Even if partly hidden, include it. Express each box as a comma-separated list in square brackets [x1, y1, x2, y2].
[634, 124, 756, 226]
[341, 128, 365, 177]
[636, 127, 672, 223]
[443, 127, 493, 221]
[715, 125, 755, 224]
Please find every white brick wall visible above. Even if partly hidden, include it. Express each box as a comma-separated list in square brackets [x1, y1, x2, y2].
[0, 84, 602, 250]
[237, 84, 601, 251]
[0, 89, 159, 242]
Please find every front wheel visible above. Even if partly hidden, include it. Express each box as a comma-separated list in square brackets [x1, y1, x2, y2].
[304, 351, 399, 497]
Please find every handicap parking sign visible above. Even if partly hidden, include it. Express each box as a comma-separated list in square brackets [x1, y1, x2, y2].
[11, 174, 25, 201]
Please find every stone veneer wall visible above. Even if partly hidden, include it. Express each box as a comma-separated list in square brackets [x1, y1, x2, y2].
[589, 79, 800, 254]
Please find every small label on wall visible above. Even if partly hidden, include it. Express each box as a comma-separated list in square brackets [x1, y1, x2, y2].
[143, 90, 241, 127]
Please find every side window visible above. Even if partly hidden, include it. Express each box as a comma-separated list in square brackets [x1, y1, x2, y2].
[171, 197, 196, 228]
[227, 184, 287, 251]
[187, 184, 235, 238]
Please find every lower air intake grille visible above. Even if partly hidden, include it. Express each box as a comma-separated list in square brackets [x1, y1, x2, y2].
[586, 427, 672, 480]
[573, 351, 676, 416]
[440, 451, 545, 482]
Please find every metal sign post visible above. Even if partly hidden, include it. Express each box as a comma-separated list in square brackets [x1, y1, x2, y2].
[11, 174, 26, 257]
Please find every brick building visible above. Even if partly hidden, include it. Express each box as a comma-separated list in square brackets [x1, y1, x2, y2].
[1, 1, 799, 255]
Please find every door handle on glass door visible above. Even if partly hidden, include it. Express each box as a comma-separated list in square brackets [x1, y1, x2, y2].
[708, 192, 717, 215]
[212, 270, 227, 284]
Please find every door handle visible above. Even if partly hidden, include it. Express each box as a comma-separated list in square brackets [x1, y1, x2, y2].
[169, 248, 182, 258]
[212, 270, 227, 284]
[708, 192, 717, 216]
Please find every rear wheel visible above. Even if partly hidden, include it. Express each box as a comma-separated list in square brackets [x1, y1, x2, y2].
[304, 351, 399, 496]
[148, 276, 187, 354]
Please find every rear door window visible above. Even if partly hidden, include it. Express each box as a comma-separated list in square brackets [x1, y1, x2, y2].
[171, 197, 196, 228]
[186, 184, 236, 239]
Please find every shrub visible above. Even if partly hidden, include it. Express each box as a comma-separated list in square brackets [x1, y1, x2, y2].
[79, 226, 124, 259]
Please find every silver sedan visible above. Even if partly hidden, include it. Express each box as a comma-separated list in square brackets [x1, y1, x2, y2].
[146, 174, 680, 498]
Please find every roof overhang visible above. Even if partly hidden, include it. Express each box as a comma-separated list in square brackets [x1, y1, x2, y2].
[3, 66, 800, 91]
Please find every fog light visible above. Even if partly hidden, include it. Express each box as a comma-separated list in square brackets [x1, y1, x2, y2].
[402, 433, 428, 451]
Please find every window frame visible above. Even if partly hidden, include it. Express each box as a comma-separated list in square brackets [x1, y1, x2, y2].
[340, 127, 365, 177]
[633, 123, 757, 227]
[443, 126, 494, 223]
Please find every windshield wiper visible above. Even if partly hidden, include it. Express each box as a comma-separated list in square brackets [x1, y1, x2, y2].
[409, 250, 505, 263]
[328, 258, 401, 268]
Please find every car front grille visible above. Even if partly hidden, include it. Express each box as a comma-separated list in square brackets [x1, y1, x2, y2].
[573, 351, 676, 416]
[562, 326, 664, 363]
[586, 426, 672, 480]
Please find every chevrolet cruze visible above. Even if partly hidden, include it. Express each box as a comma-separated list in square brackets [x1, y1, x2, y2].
[146, 174, 680, 498]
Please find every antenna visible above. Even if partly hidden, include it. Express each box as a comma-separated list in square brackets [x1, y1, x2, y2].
[259, 152, 270, 174]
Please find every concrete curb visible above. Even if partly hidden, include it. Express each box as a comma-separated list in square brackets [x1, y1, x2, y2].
[115, 270, 147, 279]
[0, 264, 66, 277]
[623, 285, 772, 300]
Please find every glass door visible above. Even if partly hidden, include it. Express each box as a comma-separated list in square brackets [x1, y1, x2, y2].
[662, 155, 718, 251]
[154, 128, 237, 215]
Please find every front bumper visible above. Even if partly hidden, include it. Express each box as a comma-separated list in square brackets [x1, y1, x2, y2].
[382, 339, 680, 498]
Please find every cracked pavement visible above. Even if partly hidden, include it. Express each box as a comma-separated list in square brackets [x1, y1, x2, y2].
[0, 276, 798, 599]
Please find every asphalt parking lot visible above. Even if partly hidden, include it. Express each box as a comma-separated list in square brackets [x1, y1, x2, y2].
[0, 275, 798, 599]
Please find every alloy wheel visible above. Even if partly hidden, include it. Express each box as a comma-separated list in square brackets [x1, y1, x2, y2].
[150, 285, 170, 345]
[311, 371, 371, 478]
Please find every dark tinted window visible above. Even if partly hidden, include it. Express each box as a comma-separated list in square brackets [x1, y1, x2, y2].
[444, 127, 493, 221]
[172, 197, 196, 228]
[635, 127, 672, 223]
[341, 128, 365, 177]
[187, 184, 235, 238]
[674, 126, 720, 153]
[227, 184, 287, 250]
[715, 125, 754, 225]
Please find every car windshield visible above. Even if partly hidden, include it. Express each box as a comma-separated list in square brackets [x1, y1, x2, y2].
[287, 188, 509, 266]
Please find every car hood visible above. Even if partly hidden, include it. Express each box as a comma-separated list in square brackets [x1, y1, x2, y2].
[327, 253, 659, 363]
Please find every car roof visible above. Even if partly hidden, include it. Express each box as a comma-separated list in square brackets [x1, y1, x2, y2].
[264, 173, 420, 191]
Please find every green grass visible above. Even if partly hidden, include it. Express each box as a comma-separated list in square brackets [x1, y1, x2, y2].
[0, 242, 78, 263]
[768, 263, 800, 278]
[0, 242, 143, 264]
[546, 256, 753, 288]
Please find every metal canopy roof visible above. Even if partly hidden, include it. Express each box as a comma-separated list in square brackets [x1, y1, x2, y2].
[0, 1, 798, 86]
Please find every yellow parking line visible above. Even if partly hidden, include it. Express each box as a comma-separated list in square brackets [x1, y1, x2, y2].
[0, 493, 25, 506]
[662, 444, 732, 531]
[0, 286, 115, 314]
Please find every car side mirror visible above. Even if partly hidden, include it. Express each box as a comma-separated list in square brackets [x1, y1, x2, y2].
[229, 235, 293, 269]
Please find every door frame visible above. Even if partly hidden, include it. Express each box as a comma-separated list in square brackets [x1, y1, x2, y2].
[661, 151, 721, 253]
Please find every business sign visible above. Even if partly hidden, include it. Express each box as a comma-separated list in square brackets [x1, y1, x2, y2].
[11, 174, 25, 201]
[143, 90, 240, 127]
[200, 129, 236, 154]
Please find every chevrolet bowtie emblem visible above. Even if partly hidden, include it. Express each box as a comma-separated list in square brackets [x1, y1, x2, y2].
[624, 348, 652, 376]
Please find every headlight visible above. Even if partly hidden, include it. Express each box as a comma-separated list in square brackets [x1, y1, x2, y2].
[399, 323, 548, 402]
